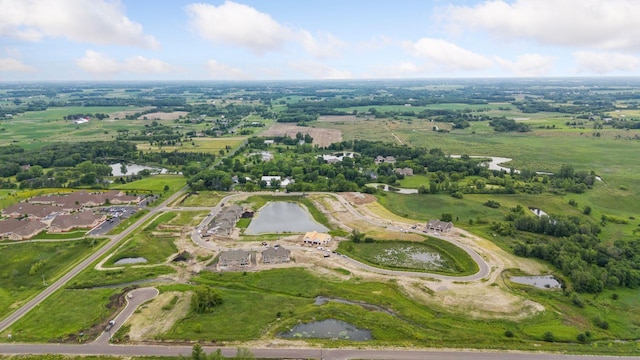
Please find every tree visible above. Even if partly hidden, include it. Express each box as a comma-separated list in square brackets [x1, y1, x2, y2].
[349, 229, 365, 243]
[543, 331, 555, 342]
[583, 206, 592, 215]
[192, 344, 205, 360]
[441, 213, 453, 222]
[191, 286, 223, 313]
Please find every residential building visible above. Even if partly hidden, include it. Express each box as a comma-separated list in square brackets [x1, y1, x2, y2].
[261, 246, 291, 264]
[2, 203, 65, 220]
[218, 249, 252, 269]
[0, 219, 47, 240]
[49, 212, 106, 233]
[303, 231, 331, 245]
[425, 219, 453, 232]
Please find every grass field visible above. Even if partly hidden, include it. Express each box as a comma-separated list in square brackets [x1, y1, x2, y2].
[113, 175, 187, 194]
[178, 190, 225, 207]
[136, 137, 245, 154]
[337, 238, 478, 275]
[154, 267, 640, 354]
[0, 238, 106, 318]
[106, 212, 178, 266]
[30, 230, 87, 240]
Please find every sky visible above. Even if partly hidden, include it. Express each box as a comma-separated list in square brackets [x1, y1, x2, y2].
[1, 0, 640, 81]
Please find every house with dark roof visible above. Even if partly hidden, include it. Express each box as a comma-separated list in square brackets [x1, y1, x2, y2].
[261, 246, 291, 264]
[425, 219, 453, 232]
[218, 249, 252, 269]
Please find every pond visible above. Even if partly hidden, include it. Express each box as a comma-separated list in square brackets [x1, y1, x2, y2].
[511, 275, 561, 289]
[279, 319, 372, 341]
[110, 163, 168, 176]
[244, 202, 328, 235]
[114, 257, 148, 265]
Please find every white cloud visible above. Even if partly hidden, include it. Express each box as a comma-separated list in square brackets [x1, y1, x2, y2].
[298, 31, 345, 59]
[0, 58, 35, 72]
[495, 54, 554, 76]
[448, 0, 640, 52]
[0, 0, 158, 48]
[206, 60, 250, 80]
[574, 51, 640, 74]
[186, 1, 291, 54]
[76, 50, 175, 76]
[289, 61, 352, 80]
[405, 38, 493, 71]
[186, 1, 344, 58]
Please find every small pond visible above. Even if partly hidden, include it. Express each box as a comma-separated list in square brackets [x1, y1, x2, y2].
[280, 319, 372, 341]
[110, 163, 168, 176]
[244, 202, 328, 235]
[511, 275, 561, 289]
[114, 257, 148, 265]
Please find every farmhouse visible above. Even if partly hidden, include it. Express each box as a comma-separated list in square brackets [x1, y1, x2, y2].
[218, 249, 252, 269]
[425, 219, 453, 232]
[261, 246, 291, 264]
[0, 219, 47, 240]
[49, 212, 106, 233]
[303, 231, 331, 245]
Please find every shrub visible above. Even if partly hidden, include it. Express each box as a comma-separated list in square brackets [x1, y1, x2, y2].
[543, 331, 555, 342]
[594, 315, 610, 329]
[504, 330, 514, 338]
[583, 206, 592, 215]
[483, 200, 501, 208]
[577, 333, 587, 343]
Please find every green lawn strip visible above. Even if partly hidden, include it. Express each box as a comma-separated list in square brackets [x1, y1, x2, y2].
[0, 288, 120, 343]
[178, 190, 226, 207]
[30, 230, 87, 240]
[337, 239, 477, 276]
[0, 238, 107, 318]
[68, 265, 175, 290]
[107, 210, 149, 235]
[236, 217, 251, 229]
[106, 212, 178, 266]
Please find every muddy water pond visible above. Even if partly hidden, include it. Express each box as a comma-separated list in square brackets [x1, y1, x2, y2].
[244, 202, 328, 235]
[114, 257, 148, 265]
[511, 275, 561, 289]
[280, 319, 372, 341]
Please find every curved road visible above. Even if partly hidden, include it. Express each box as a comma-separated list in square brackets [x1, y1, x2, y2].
[0, 188, 187, 334]
[94, 287, 159, 345]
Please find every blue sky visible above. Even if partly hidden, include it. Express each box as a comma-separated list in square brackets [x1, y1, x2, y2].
[1, 0, 639, 81]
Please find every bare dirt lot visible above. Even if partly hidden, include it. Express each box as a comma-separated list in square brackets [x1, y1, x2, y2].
[110, 106, 154, 119]
[317, 115, 361, 122]
[262, 124, 342, 147]
[137, 111, 189, 120]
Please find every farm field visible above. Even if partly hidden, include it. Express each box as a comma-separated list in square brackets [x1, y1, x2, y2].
[135, 137, 245, 154]
[261, 123, 342, 147]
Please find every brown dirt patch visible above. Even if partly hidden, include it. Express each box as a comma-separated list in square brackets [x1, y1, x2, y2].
[317, 115, 360, 122]
[137, 111, 189, 120]
[127, 291, 192, 341]
[262, 124, 341, 147]
[342, 192, 376, 205]
[109, 107, 154, 120]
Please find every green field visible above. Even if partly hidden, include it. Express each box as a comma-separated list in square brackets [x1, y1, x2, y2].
[106, 212, 178, 266]
[113, 175, 187, 194]
[154, 267, 640, 354]
[136, 137, 245, 154]
[338, 239, 478, 275]
[0, 239, 106, 317]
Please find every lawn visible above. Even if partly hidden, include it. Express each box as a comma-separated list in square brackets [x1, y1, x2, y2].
[337, 238, 478, 276]
[178, 190, 225, 207]
[114, 175, 187, 194]
[0, 238, 106, 318]
[106, 212, 178, 266]
[0, 287, 120, 343]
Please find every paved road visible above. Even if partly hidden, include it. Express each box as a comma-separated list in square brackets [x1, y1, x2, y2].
[0, 343, 635, 360]
[94, 287, 159, 345]
[0, 188, 186, 334]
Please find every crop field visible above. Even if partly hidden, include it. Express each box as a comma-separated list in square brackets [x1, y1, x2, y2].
[0, 239, 106, 318]
[261, 123, 342, 147]
[135, 137, 245, 154]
